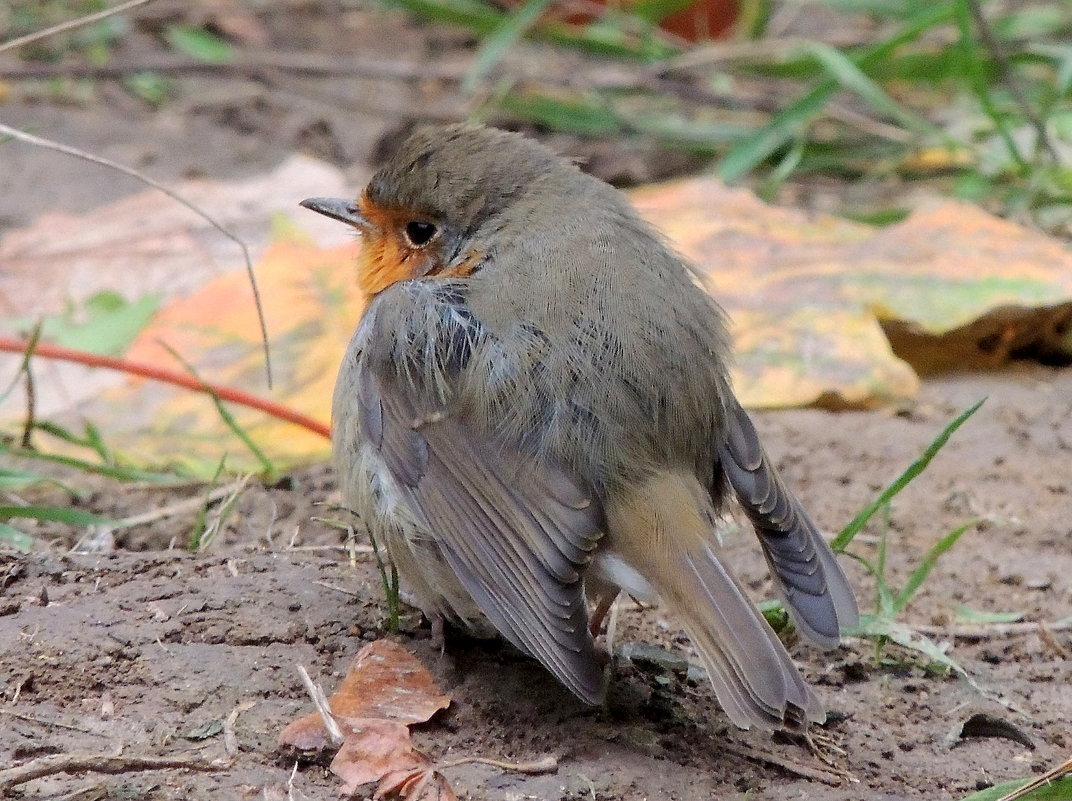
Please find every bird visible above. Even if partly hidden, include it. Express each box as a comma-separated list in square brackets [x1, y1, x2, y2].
[301, 123, 858, 730]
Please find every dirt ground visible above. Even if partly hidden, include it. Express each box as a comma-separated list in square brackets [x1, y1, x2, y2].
[1, 2, 1070, 799]
[2, 367, 1071, 800]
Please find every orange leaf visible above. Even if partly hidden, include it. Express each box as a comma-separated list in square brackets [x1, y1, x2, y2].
[375, 766, 458, 801]
[331, 719, 427, 794]
[326, 640, 452, 726]
[278, 640, 452, 796]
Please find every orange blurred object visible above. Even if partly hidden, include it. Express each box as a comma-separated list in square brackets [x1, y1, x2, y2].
[501, 0, 740, 42]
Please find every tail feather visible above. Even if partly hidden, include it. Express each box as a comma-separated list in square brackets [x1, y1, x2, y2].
[604, 472, 824, 730]
[720, 400, 860, 645]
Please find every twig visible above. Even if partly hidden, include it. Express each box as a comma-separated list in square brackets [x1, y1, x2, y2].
[314, 580, 362, 597]
[720, 739, 847, 786]
[0, 753, 225, 791]
[1037, 624, 1070, 659]
[287, 544, 374, 554]
[0, 123, 274, 389]
[69, 480, 245, 552]
[826, 102, 915, 144]
[224, 700, 256, 757]
[14, 324, 43, 449]
[296, 665, 344, 747]
[911, 620, 1072, 638]
[437, 755, 559, 775]
[965, 0, 1057, 163]
[0, 709, 104, 735]
[0, 336, 329, 439]
[995, 755, 1072, 801]
[0, 0, 154, 55]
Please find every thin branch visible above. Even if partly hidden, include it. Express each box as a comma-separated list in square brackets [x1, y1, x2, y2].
[0, 51, 467, 82]
[0, 753, 225, 791]
[965, 0, 1057, 163]
[296, 665, 345, 747]
[0, 0, 155, 55]
[0, 122, 274, 389]
[0, 336, 329, 439]
[437, 755, 559, 775]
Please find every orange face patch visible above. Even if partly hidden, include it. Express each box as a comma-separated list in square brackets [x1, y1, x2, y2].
[355, 194, 423, 297]
[354, 193, 481, 298]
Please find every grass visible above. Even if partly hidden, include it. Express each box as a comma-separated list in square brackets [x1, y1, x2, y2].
[760, 400, 989, 689]
[391, 0, 1071, 232]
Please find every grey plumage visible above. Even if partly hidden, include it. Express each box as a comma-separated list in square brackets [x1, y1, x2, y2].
[324, 124, 858, 730]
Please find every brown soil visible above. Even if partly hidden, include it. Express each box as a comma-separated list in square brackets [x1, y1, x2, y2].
[3, 368, 1070, 799]
[2, 2, 1070, 799]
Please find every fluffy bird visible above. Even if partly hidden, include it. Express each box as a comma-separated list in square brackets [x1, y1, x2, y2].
[302, 124, 858, 729]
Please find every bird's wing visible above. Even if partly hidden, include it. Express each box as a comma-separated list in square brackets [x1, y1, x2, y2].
[356, 363, 607, 703]
[717, 400, 859, 646]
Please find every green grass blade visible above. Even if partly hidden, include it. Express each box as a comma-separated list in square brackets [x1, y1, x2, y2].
[831, 398, 985, 552]
[497, 89, 622, 136]
[0, 445, 187, 483]
[952, 0, 1027, 172]
[717, 81, 833, 182]
[719, 3, 953, 182]
[464, 0, 556, 92]
[158, 342, 275, 478]
[892, 519, 979, 613]
[0, 522, 34, 552]
[0, 505, 117, 526]
[805, 41, 939, 135]
[953, 605, 1023, 624]
[852, 614, 988, 695]
[959, 776, 1072, 801]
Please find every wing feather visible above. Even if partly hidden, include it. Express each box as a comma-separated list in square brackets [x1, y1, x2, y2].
[719, 401, 859, 646]
[361, 364, 607, 703]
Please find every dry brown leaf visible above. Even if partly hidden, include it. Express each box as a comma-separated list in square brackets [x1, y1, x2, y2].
[7, 162, 1072, 469]
[375, 766, 458, 801]
[278, 640, 453, 796]
[330, 719, 427, 794]
[325, 640, 452, 726]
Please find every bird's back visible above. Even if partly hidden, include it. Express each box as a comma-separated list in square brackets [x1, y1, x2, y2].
[460, 172, 735, 493]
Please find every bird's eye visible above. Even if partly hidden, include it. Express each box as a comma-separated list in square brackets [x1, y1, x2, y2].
[404, 221, 437, 247]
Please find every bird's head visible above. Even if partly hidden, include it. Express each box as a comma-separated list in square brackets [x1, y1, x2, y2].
[301, 124, 567, 298]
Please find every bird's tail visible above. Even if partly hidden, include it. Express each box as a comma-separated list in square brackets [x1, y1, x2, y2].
[604, 471, 824, 729]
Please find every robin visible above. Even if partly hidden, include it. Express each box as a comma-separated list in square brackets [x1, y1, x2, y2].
[301, 124, 858, 730]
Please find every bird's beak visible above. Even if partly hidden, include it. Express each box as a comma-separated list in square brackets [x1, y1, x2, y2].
[299, 197, 369, 229]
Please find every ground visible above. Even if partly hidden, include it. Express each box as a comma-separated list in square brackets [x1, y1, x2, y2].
[1, 2, 1070, 799]
[3, 368, 1069, 799]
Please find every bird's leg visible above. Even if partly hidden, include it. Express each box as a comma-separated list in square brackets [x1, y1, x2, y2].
[588, 590, 620, 637]
[430, 614, 446, 655]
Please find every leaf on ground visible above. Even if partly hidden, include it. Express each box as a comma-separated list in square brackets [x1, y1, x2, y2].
[88, 234, 363, 475]
[631, 179, 1072, 407]
[331, 719, 429, 793]
[5, 161, 1072, 470]
[10, 291, 162, 357]
[0, 153, 352, 423]
[375, 765, 458, 800]
[278, 640, 453, 796]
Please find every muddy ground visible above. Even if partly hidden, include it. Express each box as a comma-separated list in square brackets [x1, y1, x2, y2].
[1, 1, 1070, 799]
[2, 367, 1069, 800]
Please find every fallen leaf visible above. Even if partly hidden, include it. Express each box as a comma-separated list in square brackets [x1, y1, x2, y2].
[321, 639, 452, 727]
[331, 719, 427, 793]
[278, 640, 453, 796]
[375, 766, 458, 801]
[6, 162, 1072, 469]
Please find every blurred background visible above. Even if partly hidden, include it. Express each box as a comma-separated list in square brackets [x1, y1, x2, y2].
[3, 0, 1070, 233]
